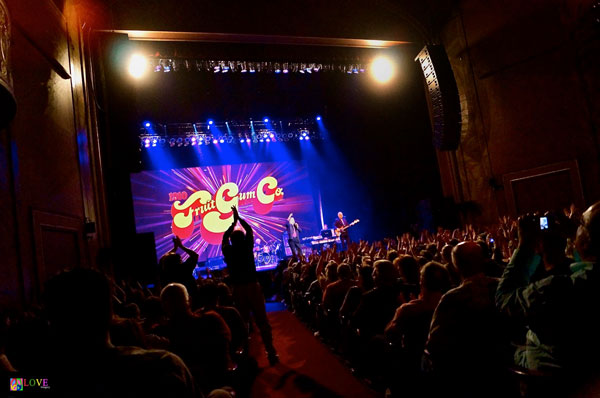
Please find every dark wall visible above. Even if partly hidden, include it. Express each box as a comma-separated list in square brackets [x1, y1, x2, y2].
[437, 0, 600, 221]
[0, 0, 100, 307]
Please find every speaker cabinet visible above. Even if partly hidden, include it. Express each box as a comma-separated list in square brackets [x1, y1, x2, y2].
[415, 45, 462, 151]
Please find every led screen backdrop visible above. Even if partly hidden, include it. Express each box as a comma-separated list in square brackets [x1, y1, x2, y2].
[130, 161, 319, 261]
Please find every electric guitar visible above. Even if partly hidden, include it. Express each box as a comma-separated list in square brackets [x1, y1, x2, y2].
[335, 219, 360, 236]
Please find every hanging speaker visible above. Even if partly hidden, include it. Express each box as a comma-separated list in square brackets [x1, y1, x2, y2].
[415, 45, 462, 151]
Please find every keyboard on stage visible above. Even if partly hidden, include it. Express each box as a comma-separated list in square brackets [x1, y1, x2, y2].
[302, 235, 340, 246]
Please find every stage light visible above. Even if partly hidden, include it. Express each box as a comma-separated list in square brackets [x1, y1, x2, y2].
[240, 139, 245, 143]
[154, 64, 162, 73]
[151, 138, 157, 147]
[370, 56, 395, 84]
[169, 138, 176, 147]
[145, 122, 151, 127]
[316, 116, 321, 121]
[246, 138, 251, 143]
[191, 136, 197, 146]
[263, 118, 269, 123]
[299, 136, 304, 140]
[259, 138, 264, 142]
[213, 139, 218, 144]
[269, 133, 274, 138]
[208, 120, 214, 125]
[266, 138, 271, 142]
[144, 138, 150, 147]
[128, 54, 148, 79]
[176, 138, 183, 147]
[219, 137, 225, 143]
[305, 136, 310, 140]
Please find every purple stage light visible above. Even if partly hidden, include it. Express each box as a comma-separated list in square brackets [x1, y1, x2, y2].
[246, 138, 251, 143]
[269, 133, 274, 138]
[266, 138, 271, 142]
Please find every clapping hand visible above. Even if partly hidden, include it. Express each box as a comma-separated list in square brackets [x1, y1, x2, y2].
[231, 205, 240, 222]
[173, 235, 182, 248]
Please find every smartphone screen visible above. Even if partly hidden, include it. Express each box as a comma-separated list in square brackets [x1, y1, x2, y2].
[539, 217, 549, 230]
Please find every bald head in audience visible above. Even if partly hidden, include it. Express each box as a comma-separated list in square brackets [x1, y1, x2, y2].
[451, 241, 485, 279]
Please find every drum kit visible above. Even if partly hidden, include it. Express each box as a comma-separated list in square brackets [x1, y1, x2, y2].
[253, 241, 280, 266]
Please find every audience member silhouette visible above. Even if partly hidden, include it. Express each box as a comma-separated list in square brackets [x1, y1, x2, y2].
[44, 268, 196, 397]
[159, 236, 200, 309]
[222, 205, 278, 365]
[497, 202, 600, 393]
[160, 283, 232, 394]
[426, 241, 509, 397]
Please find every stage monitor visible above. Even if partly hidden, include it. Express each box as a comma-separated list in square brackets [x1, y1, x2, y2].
[130, 161, 319, 262]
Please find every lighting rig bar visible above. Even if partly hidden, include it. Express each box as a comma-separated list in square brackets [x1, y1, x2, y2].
[140, 119, 322, 148]
[150, 58, 366, 74]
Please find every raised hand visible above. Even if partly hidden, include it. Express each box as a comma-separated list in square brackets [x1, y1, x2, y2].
[173, 235, 182, 248]
[231, 205, 240, 222]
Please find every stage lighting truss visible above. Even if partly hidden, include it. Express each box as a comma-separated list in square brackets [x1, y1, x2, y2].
[140, 119, 321, 148]
[149, 57, 366, 75]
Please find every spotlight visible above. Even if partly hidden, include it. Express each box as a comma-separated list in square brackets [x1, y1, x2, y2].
[191, 136, 197, 146]
[240, 139, 245, 143]
[299, 136, 304, 140]
[269, 133, 274, 138]
[266, 138, 271, 142]
[370, 56, 395, 84]
[302, 131, 308, 137]
[213, 139, 218, 144]
[144, 138, 150, 146]
[246, 138, 251, 143]
[316, 116, 321, 121]
[305, 136, 310, 140]
[219, 138, 225, 143]
[208, 120, 214, 125]
[264, 118, 269, 123]
[145, 122, 151, 127]
[283, 63, 289, 74]
[259, 138, 264, 142]
[151, 138, 158, 147]
[128, 54, 148, 79]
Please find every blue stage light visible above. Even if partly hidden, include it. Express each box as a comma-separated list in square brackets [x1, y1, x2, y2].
[240, 139, 245, 143]
[212, 139, 218, 144]
[219, 138, 225, 143]
[208, 120, 214, 125]
[305, 136, 310, 140]
[316, 116, 321, 121]
[263, 118, 269, 123]
[145, 122, 151, 127]
[299, 136, 304, 140]
[151, 138, 157, 147]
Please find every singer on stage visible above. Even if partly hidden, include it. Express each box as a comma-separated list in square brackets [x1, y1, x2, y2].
[285, 213, 303, 259]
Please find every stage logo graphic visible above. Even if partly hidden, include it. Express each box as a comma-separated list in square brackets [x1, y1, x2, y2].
[171, 176, 284, 244]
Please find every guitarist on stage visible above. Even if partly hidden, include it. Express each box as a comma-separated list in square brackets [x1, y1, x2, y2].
[334, 211, 352, 251]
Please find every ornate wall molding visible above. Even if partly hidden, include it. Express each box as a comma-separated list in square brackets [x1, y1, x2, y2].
[0, 0, 16, 127]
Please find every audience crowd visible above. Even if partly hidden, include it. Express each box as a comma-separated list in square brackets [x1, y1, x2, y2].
[1, 202, 599, 398]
